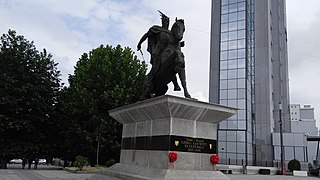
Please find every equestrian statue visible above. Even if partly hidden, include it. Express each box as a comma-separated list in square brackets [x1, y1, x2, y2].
[137, 11, 191, 99]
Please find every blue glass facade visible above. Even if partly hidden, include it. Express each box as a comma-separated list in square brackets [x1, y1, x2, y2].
[217, 0, 255, 165]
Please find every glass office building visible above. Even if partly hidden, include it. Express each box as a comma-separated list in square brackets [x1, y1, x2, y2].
[209, 0, 290, 166]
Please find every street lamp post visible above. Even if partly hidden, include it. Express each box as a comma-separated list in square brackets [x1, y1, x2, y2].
[279, 102, 285, 175]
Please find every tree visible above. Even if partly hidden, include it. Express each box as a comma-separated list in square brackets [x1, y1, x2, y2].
[0, 30, 61, 168]
[288, 159, 301, 172]
[59, 45, 146, 166]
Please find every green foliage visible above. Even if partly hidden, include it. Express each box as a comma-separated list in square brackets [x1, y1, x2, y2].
[58, 44, 146, 165]
[74, 155, 88, 170]
[0, 29, 61, 167]
[106, 159, 116, 167]
[288, 159, 301, 171]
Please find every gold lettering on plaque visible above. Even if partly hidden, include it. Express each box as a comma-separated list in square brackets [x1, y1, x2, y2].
[175, 141, 179, 146]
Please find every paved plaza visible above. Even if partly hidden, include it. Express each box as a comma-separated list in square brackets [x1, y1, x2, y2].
[228, 174, 319, 180]
[0, 164, 319, 180]
[1, 168, 320, 180]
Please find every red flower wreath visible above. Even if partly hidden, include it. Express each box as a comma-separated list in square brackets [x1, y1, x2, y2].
[210, 154, 219, 165]
[168, 152, 178, 163]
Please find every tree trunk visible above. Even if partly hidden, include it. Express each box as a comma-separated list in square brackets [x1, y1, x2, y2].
[63, 158, 67, 168]
[0, 159, 7, 169]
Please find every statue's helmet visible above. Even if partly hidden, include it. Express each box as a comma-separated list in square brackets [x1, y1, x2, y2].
[158, 10, 169, 23]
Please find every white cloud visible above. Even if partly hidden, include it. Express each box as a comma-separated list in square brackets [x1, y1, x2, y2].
[287, 0, 320, 128]
[1, 0, 320, 127]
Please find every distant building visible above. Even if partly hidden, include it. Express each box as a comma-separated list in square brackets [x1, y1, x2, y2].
[272, 104, 318, 170]
[290, 104, 318, 162]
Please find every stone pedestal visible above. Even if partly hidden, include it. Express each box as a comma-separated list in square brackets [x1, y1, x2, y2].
[105, 95, 237, 180]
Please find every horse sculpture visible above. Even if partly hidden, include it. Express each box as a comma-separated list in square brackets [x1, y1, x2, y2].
[147, 18, 191, 98]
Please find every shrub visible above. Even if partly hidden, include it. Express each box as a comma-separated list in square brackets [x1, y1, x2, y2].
[288, 159, 301, 171]
[74, 155, 88, 170]
[106, 159, 116, 167]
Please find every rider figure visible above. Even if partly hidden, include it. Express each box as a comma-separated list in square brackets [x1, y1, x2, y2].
[137, 10, 181, 98]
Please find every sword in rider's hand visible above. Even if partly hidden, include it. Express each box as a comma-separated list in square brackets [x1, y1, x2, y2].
[139, 49, 145, 62]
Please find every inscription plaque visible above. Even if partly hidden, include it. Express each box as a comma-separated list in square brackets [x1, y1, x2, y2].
[170, 136, 217, 154]
[122, 135, 217, 154]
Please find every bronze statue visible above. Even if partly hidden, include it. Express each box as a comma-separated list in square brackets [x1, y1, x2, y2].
[137, 11, 191, 99]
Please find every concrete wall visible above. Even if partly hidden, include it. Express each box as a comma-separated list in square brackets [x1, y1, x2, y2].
[209, 0, 221, 104]
[255, 0, 290, 166]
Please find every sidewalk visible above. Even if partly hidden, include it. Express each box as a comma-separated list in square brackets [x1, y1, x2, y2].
[227, 174, 319, 180]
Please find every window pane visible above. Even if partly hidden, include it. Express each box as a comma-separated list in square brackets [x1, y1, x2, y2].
[219, 121, 227, 129]
[229, 12, 237, 22]
[221, 41, 228, 51]
[228, 40, 237, 49]
[238, 2, 246, 11]
[238, 11, 245, 20]
[247, 122, 252, 133]
[228, 99, 237, 107]
[238, 68, 245, 78]
[220, 61, 228, 70]
[220, 90, 228, 99]
[237, 142, 245, 153]
[221, 14, 228, 23]
[227, 131, 237, 141]
[228, 79, 237, 89]
[229, 0, 237, 4]
[218, 141, 227, 156]
[238, 99, 246, 109]
[238, 121, 246, 130]
[229, 4, 237, 13]
[238, 30, 246, 39]
[227, 153, 236, 164]
[228, 60, 237, 69]
[237, 131, 245, 142]
[238, 20, 245, 29]
[229, 22, 237, 31]
[218, 131, 227, 141]
[238, 88, 246, 99]
[222, 0, 228, 5]
[220, 80, 228, 89]
[238, 79, 245, 88]
[228, 89, 237, 99]
[221, 32, 228, 41]
[295, 147, 305, 162]
[229, 31, 237, 40]
[238, 58, 246, 68]
[228, 69, 237, 79]
[247, 143, 253, 154]
[238, 49, 245, 58]
[220, 51, 227, 60]
[228, 120, 237, 129]
[220, 70, 227, 79]
[238, 39, 245, 48]
[274, 146, 281, 160]
[221, 5, 228, 14]
[221, 23, 228, 32]
[237, 154, 246, 165]
[285, 147, 294, 161]
[228, 50, 237, 59]
[227, 142, 236, 153]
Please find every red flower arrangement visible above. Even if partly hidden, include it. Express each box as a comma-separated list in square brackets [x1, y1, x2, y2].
[210, 154, 219, 165]
[168, 152, 178, 163]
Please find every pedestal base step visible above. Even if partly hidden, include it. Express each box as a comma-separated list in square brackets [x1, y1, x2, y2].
[101, 163, 230, 180]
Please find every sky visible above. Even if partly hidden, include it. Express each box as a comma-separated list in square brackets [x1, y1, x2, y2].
[1, 0, 320, 129]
